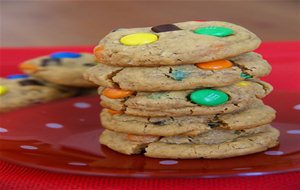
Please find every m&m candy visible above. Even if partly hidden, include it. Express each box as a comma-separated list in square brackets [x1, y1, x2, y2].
[7, 74, 29, 79]
[127, 134, 158, 143]
[240, 73, 252, 79]
[50, 52, 81, 59]
[120, 33, 158, 46]
[190, 89, 229, 106]
[19, 63, 38, 72]
[236, 81, 250, 87]
[171, 70, 188, 81]
[196, 60, 233, 70]
[151, 24, 181, 33]
[0, 85, 8, 96]
[102, 88, 134, 99]
[194, 26, 234, 37]
[107, 109, 124, 115]
[94, 45, 105, 61]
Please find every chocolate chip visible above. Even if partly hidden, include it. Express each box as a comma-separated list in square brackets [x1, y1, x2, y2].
[151, 24, 182, 33]
[18, 79, 44, 86]
[151, 120, 165, 126]
[41, 58, 61, 66]
[208, 122, 220, 128]
[83, 63, 96, 67]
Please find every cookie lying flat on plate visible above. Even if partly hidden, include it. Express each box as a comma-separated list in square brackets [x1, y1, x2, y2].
[84, 52, 271, 91]
[98, 79, 272, 117]
[94, 21, 261, 66]
[0, 76, 77, 113]
[20, 52, 97, 87]
[100, 125, 279, 159]
[100, 100, 276, 136]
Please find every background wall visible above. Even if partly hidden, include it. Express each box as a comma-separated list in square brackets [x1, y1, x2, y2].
[1, 0, 299, 47]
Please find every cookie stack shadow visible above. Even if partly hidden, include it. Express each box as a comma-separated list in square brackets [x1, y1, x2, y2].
[84, 21, 279, 159]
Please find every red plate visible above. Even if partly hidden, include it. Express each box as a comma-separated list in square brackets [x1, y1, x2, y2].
[0, 43, 299, 177]
[0, 91, 299, 178]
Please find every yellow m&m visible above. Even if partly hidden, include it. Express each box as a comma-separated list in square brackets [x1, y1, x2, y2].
[0, 85, 8, 95]
[236, 81, 250, 86]
[120, 33, 158, 46]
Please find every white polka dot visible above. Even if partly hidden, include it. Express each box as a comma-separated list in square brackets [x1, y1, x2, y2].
[159, 160, 178, 165]
[238, 172, 264, 177]
[232, 167, 252, 171]
[264, 150, 284, 156]
[46, 123, 63, 129]
[68, 162, 88, 166]
[73, 102, 91, 109]
[0, 128, 8, 133]
[293, 104, 300, 110]
[79, 118, 86, 122]
[287, 130, 300, 134]
[20, 145, 38, 150]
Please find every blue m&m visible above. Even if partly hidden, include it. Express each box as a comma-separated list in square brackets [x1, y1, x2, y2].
[50, 52, 81, 59]
[7, 74, 29, 80]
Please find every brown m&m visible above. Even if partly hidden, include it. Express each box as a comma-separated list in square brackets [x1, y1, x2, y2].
[151, 24, 182, 33]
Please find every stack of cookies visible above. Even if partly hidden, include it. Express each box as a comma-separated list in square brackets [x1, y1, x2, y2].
[84, 21, 279, 159]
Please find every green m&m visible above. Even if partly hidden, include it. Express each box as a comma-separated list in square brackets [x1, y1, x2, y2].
[189, 89, 229, 106]
[194, 26, 234, 37]
[240, 73, 252, 79]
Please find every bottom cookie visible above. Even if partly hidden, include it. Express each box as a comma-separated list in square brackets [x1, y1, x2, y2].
[99, 125, 279, 159]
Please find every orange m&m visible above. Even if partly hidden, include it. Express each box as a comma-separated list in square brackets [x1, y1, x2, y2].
[127, 134, 159, 143]
[102, 87, 134, 99]
[94, 45, 105, 62]
[19, 63, 38, 72]
[107, 109, 124, 115]
[196, 60, 233, 70]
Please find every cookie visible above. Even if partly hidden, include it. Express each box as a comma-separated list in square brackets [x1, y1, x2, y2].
[99, 79, 273, 117]
[20, 52, 97, 87]
[100, 100, 276, 136]
[84, 52, 271, 91]
[99, 125, 279, 158]
[146, 126, 279, 159]
[100, 129, 155, 155]
[0, 76, 77, 113]
[94, 21, 261, 66]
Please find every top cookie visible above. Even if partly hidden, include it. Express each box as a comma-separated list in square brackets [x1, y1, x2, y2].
[20, 52, 97, 87]
[95, 21, 261, 66]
